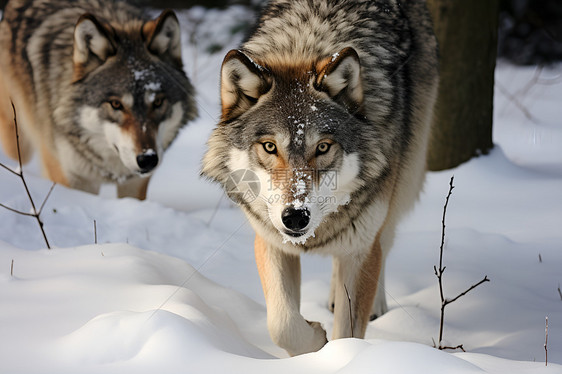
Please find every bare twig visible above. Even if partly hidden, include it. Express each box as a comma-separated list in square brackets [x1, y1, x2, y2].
[498, 65, 561, 123]
[496, 82, 539, 123]
[94, 220, 98, 244]
[440, 344, 466, 352]
[434, 176, 489, 351]
[0, 202, 37, 217]
[10, 259, 14, 277]
[545, 316, 549, 366]
[0, 161, 20, 176]
[558, 284, 562, 301]
[445, 276, 490, 306]
[0, 102, 53, 249]
[539, 254, 542, 263]
[343, 284, 354, 338]
[39, 182, 56, 214]
[434, 176, 455, 347]
[518, 66, 562, 97]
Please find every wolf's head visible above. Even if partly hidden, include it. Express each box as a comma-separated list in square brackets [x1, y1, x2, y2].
[63, 9, 196, 179]
[203, 49, 387, 246]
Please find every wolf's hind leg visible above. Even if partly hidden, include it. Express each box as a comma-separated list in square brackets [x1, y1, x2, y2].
[328, 261, 337, 313]
[0, 80, 33, 163]
[255, 235, 327, 356]
[39, 145, 69, 185]
[332, 236, 383, 340]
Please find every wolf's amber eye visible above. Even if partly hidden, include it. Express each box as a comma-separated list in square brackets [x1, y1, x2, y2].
[153, 97, 164, 109]
[263, 142, 277, 154]
[109, 99, 123, 111]
[316, 142, 331, 156]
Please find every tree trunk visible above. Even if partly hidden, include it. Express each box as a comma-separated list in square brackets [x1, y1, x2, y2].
[426, 0, 499, 171]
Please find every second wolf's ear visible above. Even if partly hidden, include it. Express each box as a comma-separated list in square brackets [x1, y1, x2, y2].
[143, 10, 182, 67]
[220, 50, 271, 121]
[315, 47, 363, 112]
[73, 14, 116, 81]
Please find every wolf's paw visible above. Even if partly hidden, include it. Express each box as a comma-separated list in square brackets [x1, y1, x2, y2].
[306, 320, 328, 350]
[285, 320, 327, 356]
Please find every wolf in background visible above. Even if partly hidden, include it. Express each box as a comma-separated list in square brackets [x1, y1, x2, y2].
[0, 0, 197, 199]
[203, 0, 438, 356]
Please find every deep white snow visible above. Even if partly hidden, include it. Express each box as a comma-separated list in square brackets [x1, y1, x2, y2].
[0, 6, 561, 374]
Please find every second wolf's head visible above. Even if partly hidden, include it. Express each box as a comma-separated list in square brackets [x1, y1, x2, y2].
[203, 49, 388, 246]
[58, 9, 196, 180]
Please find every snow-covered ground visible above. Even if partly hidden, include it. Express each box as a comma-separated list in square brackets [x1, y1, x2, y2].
[1, 6, 561, 374]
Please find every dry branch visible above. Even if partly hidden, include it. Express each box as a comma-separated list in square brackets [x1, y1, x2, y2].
[545, 316, 549, 366]
[94, 220, 98, 244]
[433, 176, 490, 351]
[343, 283, 354, 338]
[0, 102, 54, 249]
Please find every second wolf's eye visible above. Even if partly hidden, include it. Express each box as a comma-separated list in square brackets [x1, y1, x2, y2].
[263, 142, 277, 154]
[109, 99, 124, 111]
[316, 142, 331, 156]
[153, 97, 164, 109]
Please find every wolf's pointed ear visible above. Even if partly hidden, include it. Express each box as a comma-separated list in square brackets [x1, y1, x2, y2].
[315, 47, 363, 112]
[143, 10, 182, 67]
[73, 14, 116, 81]
[220, 49, 272, 121]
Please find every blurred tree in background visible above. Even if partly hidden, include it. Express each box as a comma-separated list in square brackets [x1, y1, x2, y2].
[425, 0, 499, 171]
[498, 0, 562, 65]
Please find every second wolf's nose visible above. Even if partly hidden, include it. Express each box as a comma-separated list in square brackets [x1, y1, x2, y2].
[137, 150, 158, 173]
[282, 207, 310, 232]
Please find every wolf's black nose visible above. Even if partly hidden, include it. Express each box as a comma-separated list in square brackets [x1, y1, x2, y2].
[136, 151, 158, 173]
[282, 207, 310, 232]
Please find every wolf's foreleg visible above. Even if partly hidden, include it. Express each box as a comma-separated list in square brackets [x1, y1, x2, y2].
[254, 235, 327, 356]
[371, 261, 388, 319]
[118, 176, 150, 200]
[40, 146, 70, 187]
[332, 236, 383, 339]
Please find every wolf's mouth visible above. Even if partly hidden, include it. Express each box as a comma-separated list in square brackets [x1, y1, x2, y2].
[283, 229, 307, 238]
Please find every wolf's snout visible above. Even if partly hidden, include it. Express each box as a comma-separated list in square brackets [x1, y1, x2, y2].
[282, 207, 310, 234]
[136, 150, 158, 173]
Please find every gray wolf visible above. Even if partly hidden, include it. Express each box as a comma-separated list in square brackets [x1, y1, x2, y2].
[202, 0, 438, 356]
[0, 0, 196, 199]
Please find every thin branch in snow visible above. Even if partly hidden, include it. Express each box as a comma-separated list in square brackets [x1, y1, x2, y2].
[497, 65, 561, 123]
[39, 183, 56, 214]
[558, 284, 562, 301]
[10, 259, 14, 277]
[434, 176, 490, 351]
[343, 283, 354, 338]
[544, 316, 549, 366]
[495, 82, 539, 123]
[0, 102, 54, 249]
[444, 276, 490, 306]
[94, 220, 98, 244]
[440, 344, 465, 352]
